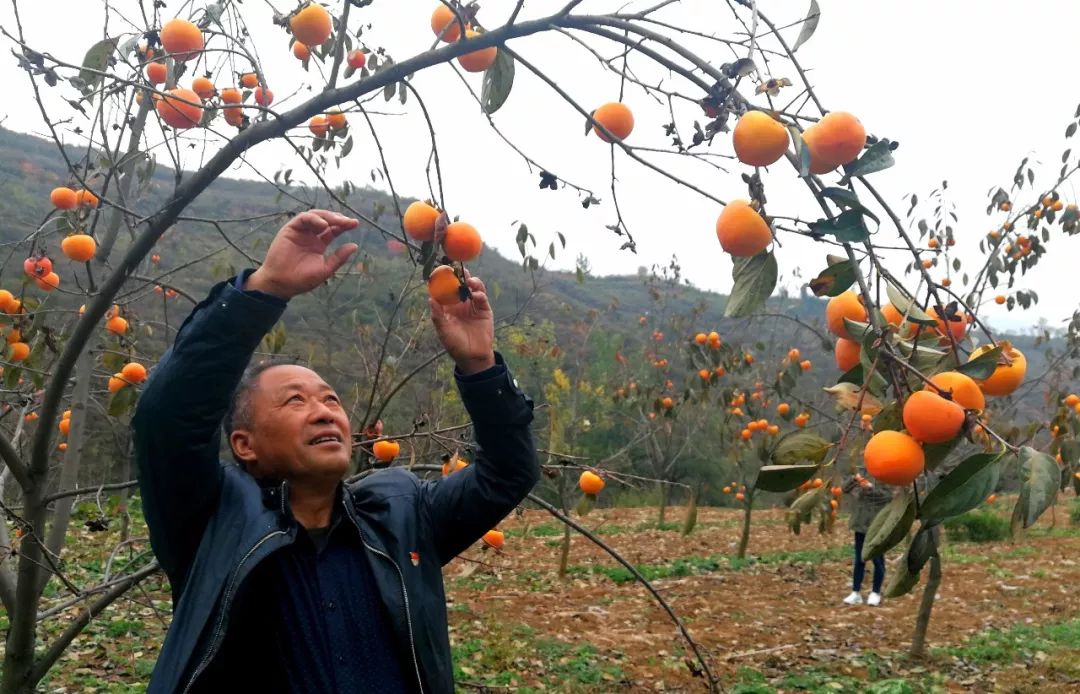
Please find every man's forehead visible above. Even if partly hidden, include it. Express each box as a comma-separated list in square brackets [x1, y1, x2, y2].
[256, 364, 332, 392]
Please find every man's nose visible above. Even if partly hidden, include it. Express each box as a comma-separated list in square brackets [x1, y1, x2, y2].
[309, 400, 337, 422]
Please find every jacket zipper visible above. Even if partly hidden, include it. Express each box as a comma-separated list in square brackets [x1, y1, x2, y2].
[342, 497, 425, 694]
[180, 529, 287, 694]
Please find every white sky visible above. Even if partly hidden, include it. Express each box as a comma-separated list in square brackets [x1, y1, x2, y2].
[1, 0, 1077, 332]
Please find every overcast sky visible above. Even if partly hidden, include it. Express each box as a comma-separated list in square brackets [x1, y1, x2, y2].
[1, 0, 1077, 333]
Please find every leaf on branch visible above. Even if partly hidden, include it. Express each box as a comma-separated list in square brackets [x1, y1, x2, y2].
[808, 258, 856, 297]
[923, 437, 959, 472]
[787, 125, 811, 177]
[754, 464, 818, 492]
[78, 37, 119, 98]
[724, 251, 777, 317]
[771, 430, 832, 466]
[885, 281, 936, 326]
[905, 523, 937, 575]
[720, 58, 757, 79]
[791, 0, 821, 52]
[1015, 446, 1061, 528]
[481, 49, 514, 114]
[808, 209, 870, 242]
[863, 490, 915, 561]
[108, 386, 137, 417]
[955, 345, 1002, 381]
[884, 550, 921, 598]
[819, 187, 880, 224]
[840, 139, 896, 182]
[919, 452, 1002, 521]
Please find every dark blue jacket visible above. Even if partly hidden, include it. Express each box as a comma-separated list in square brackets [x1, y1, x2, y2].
[132, 275, 539, 693]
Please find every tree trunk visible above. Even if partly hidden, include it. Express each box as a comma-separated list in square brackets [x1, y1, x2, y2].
[557, 524, 572, 578]
[39, 347, 94, 593]
[657, 482, 669, 526]
[910, 550, 942, 657]
[736, 494, 753, 560]
[2, 486, 46, 694]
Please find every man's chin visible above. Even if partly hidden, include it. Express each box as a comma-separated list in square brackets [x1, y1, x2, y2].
[292, 453, 350, 482]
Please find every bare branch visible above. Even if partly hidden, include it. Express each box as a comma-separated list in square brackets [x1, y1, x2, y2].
[29, 562, 160, 682]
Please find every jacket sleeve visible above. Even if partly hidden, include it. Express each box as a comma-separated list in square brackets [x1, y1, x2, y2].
[421, 352, 539, 565]
[132, 272, 287, 591]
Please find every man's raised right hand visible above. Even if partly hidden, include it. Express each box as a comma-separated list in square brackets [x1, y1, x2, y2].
[244, 210, 359, 300]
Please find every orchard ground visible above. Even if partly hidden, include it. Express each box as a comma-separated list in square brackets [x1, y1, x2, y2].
[21, 493, 1080, 693]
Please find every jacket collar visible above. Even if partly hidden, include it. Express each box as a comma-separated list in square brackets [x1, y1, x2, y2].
[258, 476, 349, 528]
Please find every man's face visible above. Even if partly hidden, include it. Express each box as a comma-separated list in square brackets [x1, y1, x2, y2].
[230, 365, 352, 482]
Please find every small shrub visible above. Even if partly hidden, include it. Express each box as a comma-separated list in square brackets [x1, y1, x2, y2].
[944, 509, 1009, 543]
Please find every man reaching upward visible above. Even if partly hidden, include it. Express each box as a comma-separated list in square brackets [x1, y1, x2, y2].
[133, 210, 538, 693]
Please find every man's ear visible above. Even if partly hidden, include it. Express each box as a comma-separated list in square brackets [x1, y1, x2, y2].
[230, 429, 259, 474]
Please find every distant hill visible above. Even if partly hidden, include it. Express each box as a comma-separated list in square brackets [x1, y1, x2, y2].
[0, 124, 1070, 429]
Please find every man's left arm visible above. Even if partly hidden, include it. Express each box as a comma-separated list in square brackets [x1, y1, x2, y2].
[418, 274, 539, 564]
[422, 354, 539, 564]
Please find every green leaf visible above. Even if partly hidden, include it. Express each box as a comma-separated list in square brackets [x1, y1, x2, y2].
[842, 139, 896, 181]
[101, 351, 124, 372]
[754, 464, 818, 493]
[78, 37, 119, 97]
[788, 486, 824, 518]
[724, 251, 777, 318]
[808, 259, 856, 297]
[108, 386, 136, 417]
[842, 318, 872, 341]
[788, 126, 811, 177]
[956, 346, 1002, 381]
[819, 187, 880, 224]
[4, 365, 21, 390]
[1016, 447, 1061, 528]
[771, 431, 832, 466]
[884, 551, 920, 598]
[873, 401, 903, 433]
[791, 0, 821, 52]
[838, 362, 864, 386]
[809, 209, 870, 243]
[923, 438, 959, 471]
[885, 281, 936, 325]
[905, 524, 937, 574]
[863, 490, 915, 561]
[481, 49, 514, 114]
[920, 453, 1001, 521]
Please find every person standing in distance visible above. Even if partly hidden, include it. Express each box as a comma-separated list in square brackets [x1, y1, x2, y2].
[842, 473, 892, 607]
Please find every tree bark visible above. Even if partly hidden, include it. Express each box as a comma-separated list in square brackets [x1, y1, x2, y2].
[736, 493, 753, 560]
[557, 524, 572, 578]
[2, 485, 46, 693]
[38, 347, 94, 593]
[910, 549, 942, 657]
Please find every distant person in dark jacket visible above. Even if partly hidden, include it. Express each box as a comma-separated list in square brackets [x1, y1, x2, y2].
[132, 210, 539, 693]
[842, 473, 892, 606]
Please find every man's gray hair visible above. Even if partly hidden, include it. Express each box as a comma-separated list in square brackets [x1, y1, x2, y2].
[223, 360, 289, 441]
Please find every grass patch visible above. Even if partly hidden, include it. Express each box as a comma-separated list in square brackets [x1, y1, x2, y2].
[943, 509, 1009, 542]
[564, 545, 849, 584]
[733, 665, 918, 694]
[452, 622, 625, 691]
[934, 618, 1080, 664]
[505, 523, 565, 538]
